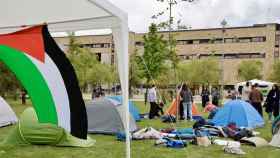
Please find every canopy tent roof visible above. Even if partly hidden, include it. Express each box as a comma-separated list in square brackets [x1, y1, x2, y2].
[0, 0, 130, 156]
[236, 79, 275, 88]
[0, 0, 127, 33]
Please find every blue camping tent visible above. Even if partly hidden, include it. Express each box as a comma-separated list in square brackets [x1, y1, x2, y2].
[106, 96, 141, 121]
[211, 100, 264, 128]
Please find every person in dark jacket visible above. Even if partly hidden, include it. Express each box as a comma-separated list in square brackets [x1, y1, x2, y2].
[264, 84, 280, 120]
[201, 87, 210, 108]
[211, 87, 220, 107]
[249, 84, 263, 117]
[180, 84, 193, 121]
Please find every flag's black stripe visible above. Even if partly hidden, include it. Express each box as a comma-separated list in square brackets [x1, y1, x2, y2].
[42, 25, 87, 139]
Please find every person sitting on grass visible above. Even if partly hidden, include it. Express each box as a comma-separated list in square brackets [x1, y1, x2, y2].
[156, 102, 164, 116]
[203, 102, 219, 119]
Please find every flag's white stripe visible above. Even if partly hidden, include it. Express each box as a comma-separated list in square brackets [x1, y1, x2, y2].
[27, 53, 71, 132]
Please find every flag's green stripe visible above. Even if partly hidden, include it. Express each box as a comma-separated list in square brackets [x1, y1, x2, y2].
[0, 45, 58, 124]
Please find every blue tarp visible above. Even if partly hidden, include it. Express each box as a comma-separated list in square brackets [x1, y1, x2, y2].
[106, 96, 141, 121]
[211, 100, 264, 128]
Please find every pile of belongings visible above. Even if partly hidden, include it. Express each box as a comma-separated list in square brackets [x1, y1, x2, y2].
[191, 118, 268, 154]
[213, 139, 246, 155]
[160, 128, 196, 140]
[132, 127, 163, 140]
[155, 137, 187, 148]
[222, 122, 254, 140]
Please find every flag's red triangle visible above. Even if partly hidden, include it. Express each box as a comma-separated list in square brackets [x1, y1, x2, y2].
[0, 25, 45, 62]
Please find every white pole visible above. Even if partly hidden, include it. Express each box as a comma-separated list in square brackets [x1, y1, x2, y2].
[112, 21, 130, 158]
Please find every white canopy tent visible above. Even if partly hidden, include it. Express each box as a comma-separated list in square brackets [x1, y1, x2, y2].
[0, 0, 130, 157]
[236, 79, 275, 88]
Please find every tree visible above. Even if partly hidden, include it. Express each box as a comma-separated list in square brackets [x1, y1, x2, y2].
[153, 0, 196, 83]
[269, 60, 280, 83]
[67, 33, 117, 92]
[136, 23, 169, 104]
[129, 51, 142, 96]
[136, 23, 169, 84]
[0, 62, 21, 99]
[237, 60, 263, 81]
[177, 58, 220, 85]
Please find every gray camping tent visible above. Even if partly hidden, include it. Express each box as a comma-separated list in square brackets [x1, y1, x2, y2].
[87, 98, 137, 134]
[0, 96, 18, 127]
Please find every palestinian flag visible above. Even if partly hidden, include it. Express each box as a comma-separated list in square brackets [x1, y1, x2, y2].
[0, 25, 87, 139]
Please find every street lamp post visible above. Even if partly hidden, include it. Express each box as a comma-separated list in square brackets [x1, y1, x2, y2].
[165, 0, 196, 119]
[220, 19, 227, 102]
[166, 0, 196, 84]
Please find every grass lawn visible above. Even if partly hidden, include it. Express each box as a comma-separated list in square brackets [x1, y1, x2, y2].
[0, 99, 280, 158]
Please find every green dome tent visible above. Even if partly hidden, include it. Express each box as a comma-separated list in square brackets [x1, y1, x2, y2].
[2, 108, 94, 147]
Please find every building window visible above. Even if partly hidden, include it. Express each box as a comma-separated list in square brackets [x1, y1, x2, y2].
[225, 38, 233, 43]
[92, 44, 101, 48]
[252, 37, 266, 42]
[80, 43, 111, 48]
[214, 39, 223, 44]
[275, 51, 279, 58]
[239, 37, 251, 43]
[103, 43, 111, 48]
[178, 54, 197, 60]
[199, 39, 210, 44]
[177, 40, 193, 45]
[250, 53, 266, 58]
[178, 55, 187, 60]
[277, 24, 280, 31]
[193, 40, 200, 44]
[177, 40, 186, 45]
[237, 54, 251, 59]
[135, 41, 144, 46]
[224, 54, 237, 59]
[197, 53, 265, 60]
[233, 37, 239, 43]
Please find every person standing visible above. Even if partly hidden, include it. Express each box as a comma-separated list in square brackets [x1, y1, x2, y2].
[249, 84, 263, 117]
[264, 85, 280, 120]
[242, 82, 251, 102]
[212, 87, 220, 107]
[21, 89, 27, 105]
[180, 84, 193, 121]
[238, 86, 243, 97]
[177, 85, 184, 120]
[91, 87, 96, 100]
[201, 87, 210, 108]
[231, 89, 238, 100]
[148, 85, 157, 119]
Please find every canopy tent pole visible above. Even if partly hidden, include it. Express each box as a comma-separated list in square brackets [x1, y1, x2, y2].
[0, 0, 130, 157]
[113, 22, 130, 158]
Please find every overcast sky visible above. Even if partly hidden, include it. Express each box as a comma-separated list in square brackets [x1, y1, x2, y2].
[107, 0, 280, 33]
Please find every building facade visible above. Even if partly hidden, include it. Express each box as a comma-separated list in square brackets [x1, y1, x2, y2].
[54, 23, 280, 85]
